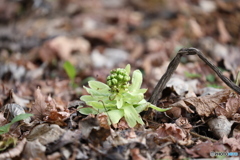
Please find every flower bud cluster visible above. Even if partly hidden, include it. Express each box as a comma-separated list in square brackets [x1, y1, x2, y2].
[107, 68, 130, 92]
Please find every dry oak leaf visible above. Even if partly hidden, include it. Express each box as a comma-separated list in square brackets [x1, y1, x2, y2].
[185, 140, 226, 158]
[233, 124, 240, 139]
[39, 36, 90, 62]
[207, 115, 234, 139]
[130, 148, 147, 160]
[222, 136, 240, 151]
[27, 123, 66, 146]
[22, 139, 46, 160]
[155, 123, 187, 142]
[170, 90, 231, 117]
[215, 94, 240, 119]
[31, 88, 48, 120]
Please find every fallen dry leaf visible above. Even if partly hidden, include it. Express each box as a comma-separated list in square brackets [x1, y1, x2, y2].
[22, 139, 47, 160]
[215, 94, 240, 119]
[170, 90, 231, 117]
[0, 138, 26, 159]
[43, 36, 90, 61]
[27, 123, 66, 145]
[11, 91, 29, 108]
[185, 140, 226, 158]
[207, 115, 234, 139]
[45, 110, 70, 126]
[1, 103, 30, 123]
[130, 148, 147, 160]
[189, 18, 204, 38]
[222, 136, 240, 151]
[217, 18, 231, 43]
[31, 88, 48, 120]
[155, 123, 187, 142]
[233, 124, 240, 139]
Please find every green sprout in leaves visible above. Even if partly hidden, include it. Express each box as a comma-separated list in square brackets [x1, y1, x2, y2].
[0, 113, 33, 135]
[78, 64, 170, 128]
[63, 61, 77, 87]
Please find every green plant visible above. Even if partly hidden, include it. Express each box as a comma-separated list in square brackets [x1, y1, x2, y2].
[0, 136, 17, 151]
[63, 61, 77, 87]
[206, 74, 215, 83]
[184, 71, 201, 79]
[0, 113, 33, 135]
[78, 64, 170, 127]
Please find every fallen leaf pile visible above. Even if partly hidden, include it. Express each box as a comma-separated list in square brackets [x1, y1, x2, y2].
[0, 0, 240, 159]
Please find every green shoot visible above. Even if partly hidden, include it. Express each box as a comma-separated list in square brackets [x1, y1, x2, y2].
[63, 61, 77, 87]
[0, 113, 33, 135]
[184, 71, 201, 79]
[78, 64, 170, 128]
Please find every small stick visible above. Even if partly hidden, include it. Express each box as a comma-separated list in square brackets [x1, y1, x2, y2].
[148, 48, 240, 105]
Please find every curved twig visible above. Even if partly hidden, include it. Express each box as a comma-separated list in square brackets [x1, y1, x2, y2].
[148, 47, 240, 105]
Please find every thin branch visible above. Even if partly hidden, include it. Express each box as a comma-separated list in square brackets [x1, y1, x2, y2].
[148, 47, 240, 105]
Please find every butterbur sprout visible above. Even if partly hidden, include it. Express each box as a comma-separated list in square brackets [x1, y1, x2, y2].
[79, 64, 170, 128]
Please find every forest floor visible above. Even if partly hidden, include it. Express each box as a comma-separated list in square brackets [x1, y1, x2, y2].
[0, 0, 240, 159]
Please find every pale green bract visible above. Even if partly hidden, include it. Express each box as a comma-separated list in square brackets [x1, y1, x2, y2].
[78, 64, 170, 128]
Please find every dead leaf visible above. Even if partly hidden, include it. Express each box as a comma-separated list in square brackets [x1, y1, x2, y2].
[207, 115, 234, 139]
[189, 18, 204, 38]
[166, 106, 182, 119]
[27, 123, 66, 145]
[215, 94, 240, 119]
[49, 36, 90, 60]
[46, 95, 66, 111]
[155, 123, 187, 142]
[170, 90, 231, 117]
[84, 27, 117, 43]
[45, 110, 69, 126]
[31, 88, 48, 120]
[222, 136, 240, 151]
[175, 117, 192, 131]
[97, 113, 110, 129]
[22, 139, 47, 160]
[142, 52, 168, 76]
[78, 117, 99, 138]
[0, 138, 26, 159]
[46, 130, 81, 154]
[166, 77, 189, 96]
[217, 18, 231, 43]
[1, 103, 30, 123]
[11, 91, 29, 108]
[185, 140, 226, 158]
[130, 148, 147, 160]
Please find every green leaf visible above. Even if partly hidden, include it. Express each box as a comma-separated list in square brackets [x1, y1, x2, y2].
[11, 113, 33, 124]
[0, 124, 11, 135]
[128, 70, 143, 92]
[148, 103, 171, 112]
[0, 137, 17, 151]
[135, 103, 148, 113]
[80, 95, 96, 102]
[125, 64, 131, 75]
[116, 95, 123, 109]
[63, 61, 76, 80]
[206, 74, 215, 83]
[184, 71, 201, 78]
[107, 109, 124, 124]
[122, 104, 144, 127]
[78, 106, 99, 115]
[88, 81, 110, 90]
[85, 101, 105, 109]
[0, 113, 33, 135]
[84, 86, 111, 96]
[123, 92, 143, 104]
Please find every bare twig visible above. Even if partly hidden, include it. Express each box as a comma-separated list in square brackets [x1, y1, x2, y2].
[148, 48, 240, 105]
